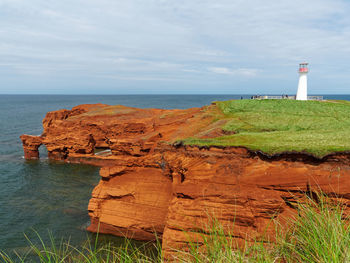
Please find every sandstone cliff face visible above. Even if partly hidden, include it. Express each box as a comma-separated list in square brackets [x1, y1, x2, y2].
[20, 135, 43, 159]
[21, 103, 350, 260]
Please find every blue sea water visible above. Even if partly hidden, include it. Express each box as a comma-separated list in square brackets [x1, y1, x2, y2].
[0, 94, 349, 255]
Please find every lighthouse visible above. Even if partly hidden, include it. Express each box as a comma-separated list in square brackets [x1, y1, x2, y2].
[296, 62, 308, 100]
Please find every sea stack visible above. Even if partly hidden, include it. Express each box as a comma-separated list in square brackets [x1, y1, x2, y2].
[296, 62, 309, 100]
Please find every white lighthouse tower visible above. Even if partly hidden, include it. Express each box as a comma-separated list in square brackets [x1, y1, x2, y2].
[296, 62, 309, 100]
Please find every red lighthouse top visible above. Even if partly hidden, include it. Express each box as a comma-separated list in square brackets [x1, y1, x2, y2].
[299, 62, 309, 73]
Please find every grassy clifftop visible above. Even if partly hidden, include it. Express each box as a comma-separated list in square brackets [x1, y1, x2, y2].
[183, 99, 350, 157]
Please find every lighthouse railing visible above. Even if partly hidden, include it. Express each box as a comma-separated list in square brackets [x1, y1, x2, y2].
[251, 95, 323, 101]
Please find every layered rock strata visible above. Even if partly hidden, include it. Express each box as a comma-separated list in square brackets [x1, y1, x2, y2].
[21, 103, 350, 260]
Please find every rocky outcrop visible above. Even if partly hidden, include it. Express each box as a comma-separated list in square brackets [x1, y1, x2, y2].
[88, 166, 173, 241]
[20, 135, 43, 159]
[21, 103, 350, 260]
[20, 104, 208, 162]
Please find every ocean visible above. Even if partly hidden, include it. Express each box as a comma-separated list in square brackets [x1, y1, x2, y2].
[0, 94, 349, 254]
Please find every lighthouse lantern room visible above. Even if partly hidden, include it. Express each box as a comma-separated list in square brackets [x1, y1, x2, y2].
[296, 62, 309, 100]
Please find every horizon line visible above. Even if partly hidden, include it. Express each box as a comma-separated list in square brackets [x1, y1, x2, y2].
[1, 93, 350, 96]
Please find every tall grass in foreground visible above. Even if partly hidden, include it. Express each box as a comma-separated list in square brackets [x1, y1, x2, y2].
[0, 232, 161, 263]
[278, 194, 350, 262]
[174, 215, 277, 263]
[179, 193, 350, 263]
[2, 193, 350, 262]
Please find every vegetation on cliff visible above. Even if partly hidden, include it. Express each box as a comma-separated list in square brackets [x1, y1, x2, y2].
[21, 101, 350, 259]
[183, 99, 350, 157]
[2, 193, 349, 263]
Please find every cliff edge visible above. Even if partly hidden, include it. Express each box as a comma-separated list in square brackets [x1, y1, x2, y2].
[20, 100, 350, 259]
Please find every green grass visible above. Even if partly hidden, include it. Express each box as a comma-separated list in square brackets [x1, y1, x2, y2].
[2, 192, 349, 262]
[0, 232, 161, 263]
[182, 99, 350, 157]
[278, 194, 350, 262]
[179, 192, 350, 263]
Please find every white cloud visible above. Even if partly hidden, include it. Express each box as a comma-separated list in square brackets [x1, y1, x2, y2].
[208, 67, 258, 77]
[182, 69, 201, 73]
[1, 0, 350, 93]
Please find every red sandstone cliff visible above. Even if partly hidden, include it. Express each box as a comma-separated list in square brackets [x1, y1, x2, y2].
[20, 103, 350, 260]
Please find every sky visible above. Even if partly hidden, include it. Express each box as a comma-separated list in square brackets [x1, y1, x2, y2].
[1, 0, 350, 94]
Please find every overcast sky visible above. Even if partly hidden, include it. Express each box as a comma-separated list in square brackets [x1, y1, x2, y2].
[1, 0, 350, 94]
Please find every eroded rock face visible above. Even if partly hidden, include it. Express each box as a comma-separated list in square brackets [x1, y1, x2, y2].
[159, 146, 350, 258]
[22, 104, 206, 162]
[20, 103, 350, 260]
[86, 145, 350, 259]
[20, 135, 43, 159]
[88, 166, 173, 240]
